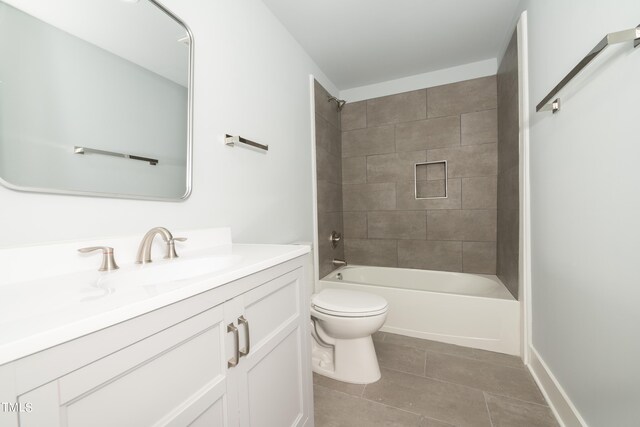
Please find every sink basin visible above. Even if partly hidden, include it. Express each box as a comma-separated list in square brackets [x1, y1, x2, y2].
[96, 255, 240, 290]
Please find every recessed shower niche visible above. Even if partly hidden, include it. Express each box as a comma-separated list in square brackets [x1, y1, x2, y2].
[415, 160, 448, 199]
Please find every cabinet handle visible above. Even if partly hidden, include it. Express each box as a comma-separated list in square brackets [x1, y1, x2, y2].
[239, 316, 250, 357]
[227, 323, 239, 368]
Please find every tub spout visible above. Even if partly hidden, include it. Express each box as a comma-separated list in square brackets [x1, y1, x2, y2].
[332, 258, 347, 267]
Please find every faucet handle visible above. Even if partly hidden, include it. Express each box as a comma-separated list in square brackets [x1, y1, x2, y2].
[330, 231, 342, 249]
[165, 237, 187, 259]
[78, 246, 119, 272]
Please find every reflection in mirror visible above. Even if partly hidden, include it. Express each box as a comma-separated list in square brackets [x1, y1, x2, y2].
[0, 0, 192, 200]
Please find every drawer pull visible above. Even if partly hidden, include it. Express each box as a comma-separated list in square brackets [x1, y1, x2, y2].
[227, 323, 239, 368]
[239, 316, 250, 357]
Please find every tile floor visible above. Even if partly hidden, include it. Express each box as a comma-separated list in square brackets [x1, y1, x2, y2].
[313, 332, 559, 427]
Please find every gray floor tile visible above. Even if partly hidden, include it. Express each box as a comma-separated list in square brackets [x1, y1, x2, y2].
[313, 373, 365, 397]
[425, 352, 546, 405]
[374, 341, 427, 376]
[419, 417, 456, 427]
[380, 332, 523, 369]
[363, 368, 492, 427]
[485, 393, 559, 427]
[465, 348, 523, 369]
[313, 332, 558, 427]
[314, 385, 423, 427]
[373, 331, 386, 343]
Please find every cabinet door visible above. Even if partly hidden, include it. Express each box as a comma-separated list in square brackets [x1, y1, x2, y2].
[18, 305, 236, 427]
[234, 268, 311, 427]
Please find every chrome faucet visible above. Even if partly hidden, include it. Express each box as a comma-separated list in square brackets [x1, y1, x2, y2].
[135, 227, 187, 264]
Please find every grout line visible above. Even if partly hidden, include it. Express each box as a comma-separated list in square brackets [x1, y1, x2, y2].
[359, 398, 425, 419]
[313, 383, 355, 398]
[314, 383, 367, 402]
[483, 391, 552, 408]
[484, 392, 496, 427]
[417, 368, 548, 408]
[422, 347, 524, 370]
[380, 366, 498, 401]
[365, 100, 368, 128]
[461, 235, 465, 271]
[425, 89, 428, 120]
[377, 355, 543, 408]
[364, 154, 369, 184]
[393, 121, 398, 153]
[425, 206, 429, 240]
[364, 211, 368, 239]
[357, 381, 460, 427]
[423, 350, 428, 377]
[422, 416, 457, 427]
[394, 238, 398, 267]
[461, 140, 500, 148]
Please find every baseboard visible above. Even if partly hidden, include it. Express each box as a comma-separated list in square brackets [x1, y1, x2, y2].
[527, 347, 588, 427]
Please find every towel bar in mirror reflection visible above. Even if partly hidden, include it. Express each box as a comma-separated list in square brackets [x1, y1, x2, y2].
[74, 147, 159, 166]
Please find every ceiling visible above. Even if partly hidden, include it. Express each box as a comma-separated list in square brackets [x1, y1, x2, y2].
[262, 0, 521, 90]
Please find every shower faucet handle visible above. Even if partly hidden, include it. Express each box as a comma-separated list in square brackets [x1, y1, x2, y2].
[330, 231, 342, 249]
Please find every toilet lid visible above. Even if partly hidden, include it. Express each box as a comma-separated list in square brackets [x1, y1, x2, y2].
[312, 289, 388, 316]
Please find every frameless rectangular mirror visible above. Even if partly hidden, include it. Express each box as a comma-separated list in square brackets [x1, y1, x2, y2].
[0, 0, 192, 200]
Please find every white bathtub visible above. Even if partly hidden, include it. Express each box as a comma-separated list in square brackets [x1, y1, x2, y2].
[319, 265, 520, 355]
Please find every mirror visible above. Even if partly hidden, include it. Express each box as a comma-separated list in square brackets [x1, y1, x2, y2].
[0, 0, 192, 200]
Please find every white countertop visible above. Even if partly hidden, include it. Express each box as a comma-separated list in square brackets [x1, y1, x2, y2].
[0, 241, 309, 366]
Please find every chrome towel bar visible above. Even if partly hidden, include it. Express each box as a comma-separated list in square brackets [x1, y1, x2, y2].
[225, 134, 269, 151]
[537, 24, 640, 113]
[74, 146, 158, 165]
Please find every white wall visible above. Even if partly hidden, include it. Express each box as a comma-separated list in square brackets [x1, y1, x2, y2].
[519, 0, 640, 425]
[339, 58, 497, 102]
[0, 0, 338, 248]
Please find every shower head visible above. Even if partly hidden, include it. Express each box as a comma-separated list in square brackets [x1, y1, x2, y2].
[327, 96, 347, 111]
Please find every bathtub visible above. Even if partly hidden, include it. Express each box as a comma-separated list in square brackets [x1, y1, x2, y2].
[319, 265, 520, 355]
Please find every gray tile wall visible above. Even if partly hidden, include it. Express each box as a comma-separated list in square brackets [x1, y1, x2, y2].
[340, 76, 498, 274]
[314, 80, 344, 278]
[497, 30, 520, 298]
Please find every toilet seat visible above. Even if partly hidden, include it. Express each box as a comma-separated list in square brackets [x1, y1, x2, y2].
[312, 305, 388, 317]
[312, 289, 388, 318]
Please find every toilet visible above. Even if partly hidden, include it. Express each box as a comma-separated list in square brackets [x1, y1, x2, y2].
[310, 288, 388, 384]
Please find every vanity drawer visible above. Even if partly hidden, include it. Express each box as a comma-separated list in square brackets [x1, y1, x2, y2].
[18, 305, 229, 427]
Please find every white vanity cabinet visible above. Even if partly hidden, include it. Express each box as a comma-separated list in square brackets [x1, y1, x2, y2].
[0, 256, 313, 427]
[231, 269, 309, 427]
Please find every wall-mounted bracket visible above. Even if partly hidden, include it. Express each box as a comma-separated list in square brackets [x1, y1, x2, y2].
[225, 134, 269, 151]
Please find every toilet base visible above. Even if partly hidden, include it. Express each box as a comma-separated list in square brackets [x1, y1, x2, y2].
[311, 335, 381, 384]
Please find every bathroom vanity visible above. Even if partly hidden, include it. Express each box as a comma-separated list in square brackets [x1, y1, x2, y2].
[0, 229, 313, 426]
